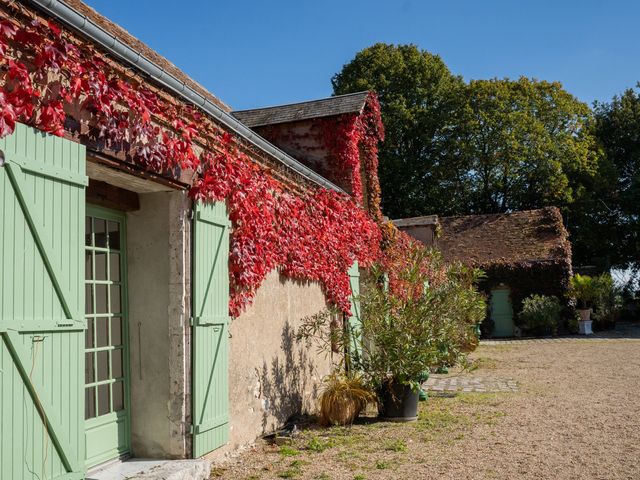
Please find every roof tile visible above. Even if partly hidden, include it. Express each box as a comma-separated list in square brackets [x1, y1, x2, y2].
[437, 207, 571, 267]
[232, 92, 370, 127]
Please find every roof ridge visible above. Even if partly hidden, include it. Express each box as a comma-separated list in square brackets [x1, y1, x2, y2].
[440, 207, 557, 221]
[232, 91, 370, 114]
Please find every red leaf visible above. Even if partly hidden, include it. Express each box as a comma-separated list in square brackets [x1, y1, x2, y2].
[0, 91, 16, 137]
[47, 20, 62, 37]
[0, 19, 17, 39]
[38, 100, 65, 137]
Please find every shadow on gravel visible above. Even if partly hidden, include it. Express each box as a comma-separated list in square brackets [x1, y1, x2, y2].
[482, 321, 640, 343]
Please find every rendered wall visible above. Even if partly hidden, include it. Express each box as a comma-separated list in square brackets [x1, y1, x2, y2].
[399, 224, 438, 247]
[126, 191, 192, 458]
[218, 270, 334, 455]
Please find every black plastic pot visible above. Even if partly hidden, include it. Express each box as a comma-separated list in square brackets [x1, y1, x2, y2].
[379, 382, 419, 422]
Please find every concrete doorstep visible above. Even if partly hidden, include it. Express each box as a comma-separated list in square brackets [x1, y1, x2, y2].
[86, 458, 211, 480]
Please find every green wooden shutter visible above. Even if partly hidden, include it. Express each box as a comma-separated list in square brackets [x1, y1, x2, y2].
[1, 123, 87, 479]
[347, 262, 362, 365]
[192, 201, 230, 458]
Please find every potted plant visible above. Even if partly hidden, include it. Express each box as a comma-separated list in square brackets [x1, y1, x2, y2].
[591, 273, 622, 330]
[317, 372, 376, 426]
[358, 251, 486, 421]
[298, 248, 485, 424]
[568, 274, 596, 335]
[297, 309, 377, 426]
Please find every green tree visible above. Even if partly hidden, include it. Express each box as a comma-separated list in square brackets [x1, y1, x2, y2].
[579, 84, 640, 271]
[459, 77, 598, 213]
[333, 44, 603, 265]
[332, 43, 468, 218]
[333, 45, 599, 216]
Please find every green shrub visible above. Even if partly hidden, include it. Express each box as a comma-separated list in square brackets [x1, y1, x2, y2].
[591, 273, 623, 328]
[566, 310, 580, 334]
[518, 294, 562, 336]
[298, 249, 486, 392]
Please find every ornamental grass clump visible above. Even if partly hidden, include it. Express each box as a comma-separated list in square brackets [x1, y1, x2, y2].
[297, 310, 377, 426]
[317, 373, 376, 426]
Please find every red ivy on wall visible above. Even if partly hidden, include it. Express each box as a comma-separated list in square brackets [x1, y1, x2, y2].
[380, 221, 448, 301]
[0, 15, 383, 317]
[318, 97, 384, 221]
[255, 97, 384, 221]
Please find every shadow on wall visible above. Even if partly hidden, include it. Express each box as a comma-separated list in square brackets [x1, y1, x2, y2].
[256, 320, 320, 434]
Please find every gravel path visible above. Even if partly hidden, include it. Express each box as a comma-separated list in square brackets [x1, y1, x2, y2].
[212, 332, 640, 479]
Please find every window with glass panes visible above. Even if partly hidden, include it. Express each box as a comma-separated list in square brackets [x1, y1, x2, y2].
[84, 211, 128, 422]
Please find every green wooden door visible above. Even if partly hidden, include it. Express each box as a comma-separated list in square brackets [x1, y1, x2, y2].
[192, 201, 230, 458]
[490, 288, 514, 337]
[347, 262, 362, 366]
[0, 123, 87, 479]
[84, 206, 131, 467]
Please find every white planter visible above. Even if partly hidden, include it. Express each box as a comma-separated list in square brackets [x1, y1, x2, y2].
[577, 308, 593, 335]
[578, 320, 593, 335]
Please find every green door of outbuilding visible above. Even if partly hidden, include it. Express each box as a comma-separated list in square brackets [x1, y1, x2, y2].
[191, 201, 230, 457]
[0, 123, 87, 479]
[490, 287, 514, 337]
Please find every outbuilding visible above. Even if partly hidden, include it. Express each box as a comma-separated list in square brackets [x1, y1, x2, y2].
[0, 1, 383, 478]
[394, 208, 573, 337]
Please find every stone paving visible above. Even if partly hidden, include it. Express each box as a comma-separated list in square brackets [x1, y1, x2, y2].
[425, 375, 518, 393]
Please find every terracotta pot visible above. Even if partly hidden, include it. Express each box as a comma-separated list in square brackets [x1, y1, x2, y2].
[577, 308, 592, 321]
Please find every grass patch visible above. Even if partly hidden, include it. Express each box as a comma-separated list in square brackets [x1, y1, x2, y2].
[257, 393, 510, 478]
[384, 439, 408, 452]
[457, 392, 505, 406]
[278, 445, 301, 457]
[276, 460, 307, 479]
[417, 404, 469, 431]
[414, 392, 508, 444]
[306, 435, 335, 452]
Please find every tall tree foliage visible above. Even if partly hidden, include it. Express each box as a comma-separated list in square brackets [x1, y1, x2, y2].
[332, 43, 467, 218]
[460, 78, 598, 213]
[333, 43, 599, 221]
[584, 85, 640, 270]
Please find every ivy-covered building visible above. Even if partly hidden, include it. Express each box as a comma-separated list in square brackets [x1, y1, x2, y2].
[0, 0, 384, 478]
[395, 207, 573, 337]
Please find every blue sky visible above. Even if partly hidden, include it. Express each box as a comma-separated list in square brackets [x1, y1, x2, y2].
[83, 0, 640, 110]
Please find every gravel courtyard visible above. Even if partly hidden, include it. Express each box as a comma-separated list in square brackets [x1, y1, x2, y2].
[212, 330, 640, 480]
